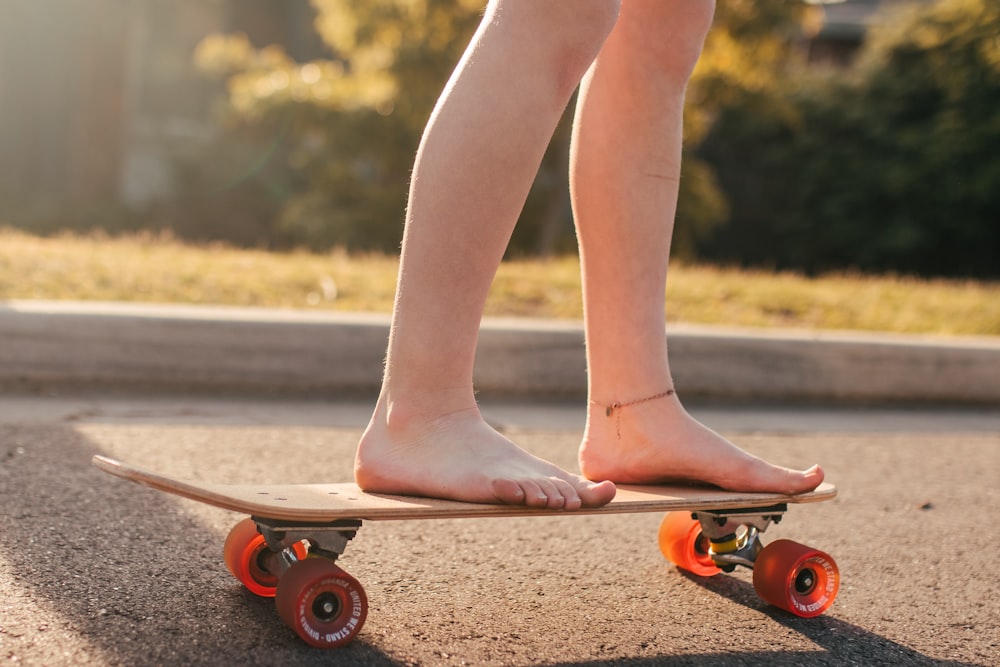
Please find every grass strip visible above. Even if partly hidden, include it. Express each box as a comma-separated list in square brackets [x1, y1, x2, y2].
[1, 228, 996, 336]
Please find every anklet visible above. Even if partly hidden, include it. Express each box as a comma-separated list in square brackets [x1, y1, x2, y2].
[592, 388, 676, 440]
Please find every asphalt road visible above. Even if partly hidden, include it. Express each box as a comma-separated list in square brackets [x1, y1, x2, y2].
[1, 395, 998, 666]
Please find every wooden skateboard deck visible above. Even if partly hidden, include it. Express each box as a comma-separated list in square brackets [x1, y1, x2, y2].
[92, 455, 841, 648]
[92, 455, 837, 522]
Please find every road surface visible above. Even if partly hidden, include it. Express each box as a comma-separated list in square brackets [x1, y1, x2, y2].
[1, 395, 997, 665]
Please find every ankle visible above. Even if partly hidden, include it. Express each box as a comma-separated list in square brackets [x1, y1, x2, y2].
[372, 385, 480, 438]
[588, 387, 677, 441]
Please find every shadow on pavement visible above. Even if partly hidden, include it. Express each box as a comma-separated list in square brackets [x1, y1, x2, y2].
[634, 569, 977, 667]
[0, 423, 395, 666]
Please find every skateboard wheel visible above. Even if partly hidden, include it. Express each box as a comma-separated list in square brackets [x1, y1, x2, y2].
[658, 512, 721, 577]
[275, 559, 368, 648]
[223, 518, 307, 597]
[752, 539, 839, 618]
[224, 518, 280, 597]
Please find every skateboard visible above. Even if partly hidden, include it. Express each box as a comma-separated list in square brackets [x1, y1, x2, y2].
[92, 455, 840, 649]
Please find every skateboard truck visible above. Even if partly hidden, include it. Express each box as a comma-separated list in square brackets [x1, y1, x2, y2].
[690, 504, 786, 571]
[253, 517, 362, 570]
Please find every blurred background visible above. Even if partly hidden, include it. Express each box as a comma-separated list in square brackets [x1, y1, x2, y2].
[0, 0, 996, 278]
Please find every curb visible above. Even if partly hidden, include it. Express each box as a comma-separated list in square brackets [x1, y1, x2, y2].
[1, 300, 998, 404]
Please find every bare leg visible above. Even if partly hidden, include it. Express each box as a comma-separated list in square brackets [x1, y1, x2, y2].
[574, 0, 822, 494]
[356, 0, 619, 509]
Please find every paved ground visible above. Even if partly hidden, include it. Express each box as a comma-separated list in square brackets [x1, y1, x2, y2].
[1, 394, 998, 666]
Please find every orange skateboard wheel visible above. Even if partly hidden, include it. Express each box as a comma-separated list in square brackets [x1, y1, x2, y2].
[658, 512, 721, 577]
[752, 539, 839, 617]
[224, 518, 280, 597]
[275, 559, 368, 648]
[223, 518, 306, 597]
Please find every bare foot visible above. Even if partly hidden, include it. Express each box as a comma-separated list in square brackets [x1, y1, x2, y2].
[356, 403, 617, 509]
[578, 394, 824, 495]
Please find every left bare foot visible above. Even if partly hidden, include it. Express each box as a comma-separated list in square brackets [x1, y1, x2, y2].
[356, 399, 616, 509]
[578, 393, 824, 495]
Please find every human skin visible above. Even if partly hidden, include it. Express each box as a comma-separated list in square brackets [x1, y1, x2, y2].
[355, 0, 823, 509]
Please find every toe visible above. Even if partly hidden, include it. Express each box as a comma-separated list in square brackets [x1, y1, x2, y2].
[766, 463, 824, 495]
[579, 479, 616, 507]
[796, 464, 824, 492]
[491, 478, 526, 504]
[551, 478, 581, 511]
[518, 480, 552, 508]
[537, 478, 569, 509]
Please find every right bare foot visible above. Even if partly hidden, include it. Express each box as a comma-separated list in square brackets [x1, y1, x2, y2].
[579, 392, 824, 494]
[356, 402, 616, 510]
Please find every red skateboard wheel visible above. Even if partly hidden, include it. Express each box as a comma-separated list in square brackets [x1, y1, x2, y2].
[752, 539, 839, 617]
[275, 559, 368, 648]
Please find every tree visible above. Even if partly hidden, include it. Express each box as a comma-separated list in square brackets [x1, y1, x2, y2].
[194, 0, 483, 251]
[677, 0, 810, 260]
[698, 0, 1000, 278]
[194, 0, 777, 256]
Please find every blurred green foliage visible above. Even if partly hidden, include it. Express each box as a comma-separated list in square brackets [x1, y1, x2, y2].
[698, 0, 1000, 278]
[191, 0, 482, 251]
[183, 0, 997, 278]
[193, 0, 743, 257]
